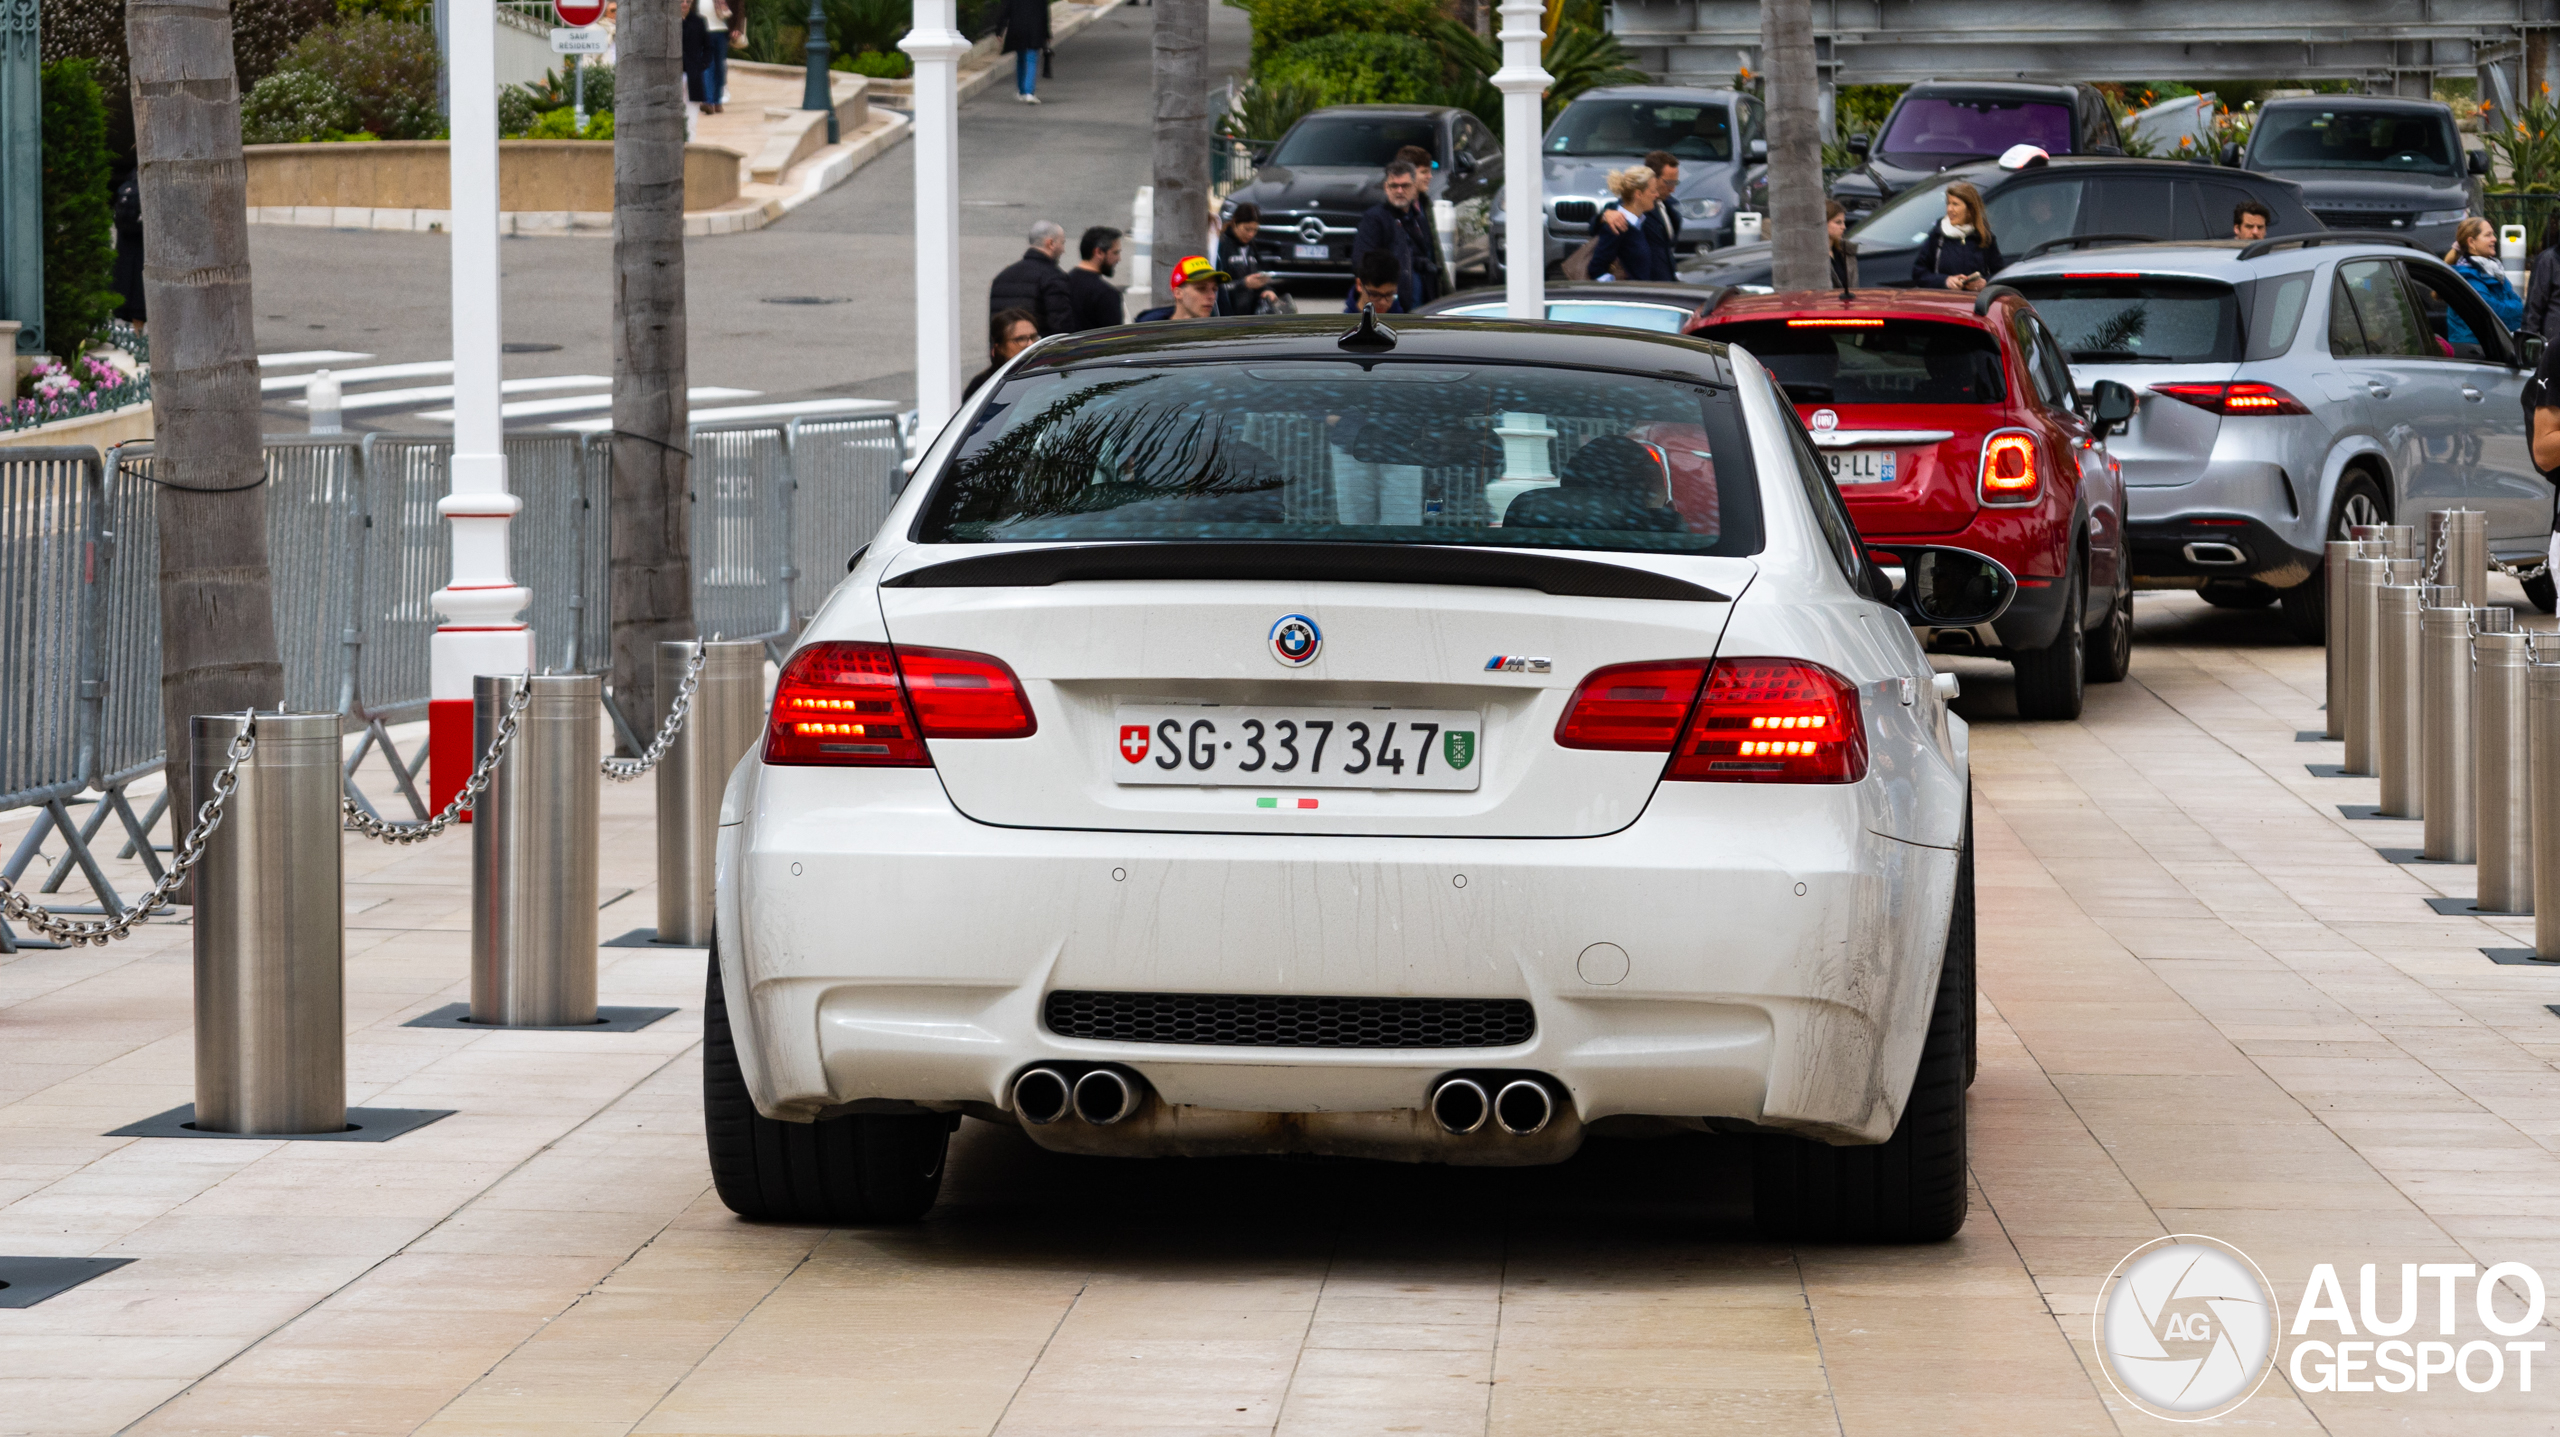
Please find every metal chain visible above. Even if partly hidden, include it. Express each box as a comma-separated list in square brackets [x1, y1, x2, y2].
[2494, 556, 2553, 582]
[0, 712, 258, 947]
[602, 639, 710, 783]
[2425, 521, 2450, 584]
[340, 678, 534, 844]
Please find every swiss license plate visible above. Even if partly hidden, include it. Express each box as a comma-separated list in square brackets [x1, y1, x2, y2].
[1113, 706, 1482, 791]
[1826, 449, 1896, 485]
[1292, 243, 1330, 260]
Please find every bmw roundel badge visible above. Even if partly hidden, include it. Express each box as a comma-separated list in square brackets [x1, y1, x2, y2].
[1269, 614, 1321, 667]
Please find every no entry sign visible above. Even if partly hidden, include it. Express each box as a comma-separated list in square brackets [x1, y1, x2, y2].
[553, 0, 605, 27]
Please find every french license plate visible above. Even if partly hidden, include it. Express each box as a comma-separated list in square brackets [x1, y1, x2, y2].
[1292, 243, 1330, 260]
[1826, 449, 1896, 485]
[1113, 707, 1482, 791]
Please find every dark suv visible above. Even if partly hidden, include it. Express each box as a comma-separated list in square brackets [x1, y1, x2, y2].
[2232, 96, 2481, 256]
[1825, 80, 2127, 223]
[1219, 105, 1504, 283]
[1687, 156, 2319, 291]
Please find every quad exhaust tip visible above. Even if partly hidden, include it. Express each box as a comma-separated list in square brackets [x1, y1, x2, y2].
[1071, 1067, 1140, 1126]
[1013, 1067, 1072, 1126]
[1493, 1079, 1553, 1137]
[1429, 1077, 1490, 1135]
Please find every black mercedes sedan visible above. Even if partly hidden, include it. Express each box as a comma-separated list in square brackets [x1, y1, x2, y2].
[1220, 105, 1505, 284]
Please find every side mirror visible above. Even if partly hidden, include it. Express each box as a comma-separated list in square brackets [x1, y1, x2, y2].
[1868, 545, 2019, 628]
[1748, 137, 1769, 161]
[2089, 379, 2137, 438]
[2471, 150, 2492, 177]
[2219, 140, 2242, 168]
[1846, 133, 1870, 158]
[1455, 150, 1478, 174]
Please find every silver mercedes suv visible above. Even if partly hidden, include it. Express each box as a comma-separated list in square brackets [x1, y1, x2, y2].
[1998, 234, 2550, 637]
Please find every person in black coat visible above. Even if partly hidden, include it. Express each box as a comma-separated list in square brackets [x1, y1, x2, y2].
[111, 170, 145, 324]
[999, 0, 1050, 102]
[1351, 160, 1425, 310]
[989, 221, 1075, 335]
[1585, 166, 1674, 282]
[2524, 216, 2560, 349]
[1913, 182, 2001, 292]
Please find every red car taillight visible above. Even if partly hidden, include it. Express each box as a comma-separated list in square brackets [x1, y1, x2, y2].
[764, 640, 1034, 766]
[1556, 657, 1865, 784]
[2148, 381, 2311, 416]
[1667, 658, 1867, 784]
[1979, 431, 2040, 506]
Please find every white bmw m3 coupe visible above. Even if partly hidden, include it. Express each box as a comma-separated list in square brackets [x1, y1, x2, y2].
[708, 312, 2006, 1241]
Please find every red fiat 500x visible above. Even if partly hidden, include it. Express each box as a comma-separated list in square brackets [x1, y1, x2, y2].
[1688, 288, 2135, 720]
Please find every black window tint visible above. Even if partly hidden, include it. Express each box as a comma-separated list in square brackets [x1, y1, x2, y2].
[2244, 272, 2316, 361]
[1695, 318, 2007, 405]
[2199, 182, 2266, 238]
[2024, 315, 2077, 412]
[2078, 177, 2179, 241]
[2338, 258, 2431, 357]
[2398, 260, 2507, 363]
[1983, 180, 2083, 264]
[1777, 404, 1865, 585]
[2327, 272, 2368, 356]
[2013, 314, 2057, 405]
[2005, 276, 2244, 365]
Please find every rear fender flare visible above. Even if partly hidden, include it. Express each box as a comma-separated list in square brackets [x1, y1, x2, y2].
[2310, 441, 2395, 536]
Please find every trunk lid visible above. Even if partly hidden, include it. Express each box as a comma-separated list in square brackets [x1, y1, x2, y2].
[876, 552, 1751, 839]
[2069, 360, 2235, 486]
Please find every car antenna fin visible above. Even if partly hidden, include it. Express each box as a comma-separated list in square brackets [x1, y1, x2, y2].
[1338, 307, 1398, 353]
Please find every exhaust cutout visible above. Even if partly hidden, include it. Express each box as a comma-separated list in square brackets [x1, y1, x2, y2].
[1430, 1077, 1490, 1135]
[1012, 1067, 1072, 1126]
[1072, 1067, 1139, 1126]
[1493, 1079, 1554, 1137]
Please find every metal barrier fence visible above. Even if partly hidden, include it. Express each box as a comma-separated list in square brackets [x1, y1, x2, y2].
[2, 414, 905, 944]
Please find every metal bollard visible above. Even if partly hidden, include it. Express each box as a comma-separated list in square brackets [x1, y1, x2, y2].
[2324, 539, 2359, 740]
[2375, 580, 2424, 818]
[2381, 523, 2419, 563]
[472, 674, 602, 1026]
[2432, 508, 2489, 608]
[2533, 658, 2560, 957]
[192, 712, 345, 1135]
[656, 640, 768, 946]
[2419, 590, 2474, 862]
[2478, 621, 2534, 915]
[2345, 553, 2390, 775]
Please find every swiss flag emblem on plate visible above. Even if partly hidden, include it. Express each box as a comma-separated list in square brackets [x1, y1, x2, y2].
[1119, 725, 1151, 764]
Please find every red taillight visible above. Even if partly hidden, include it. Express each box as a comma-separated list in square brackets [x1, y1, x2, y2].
[2148, 381, 2310, 416]
[1555, 657, 1865, 784]
[1666, 658, 1867, 784]
[1979, 431, 2039, 505]
[1555, 660, 1710, 750]
[764, 640, 1034, 766]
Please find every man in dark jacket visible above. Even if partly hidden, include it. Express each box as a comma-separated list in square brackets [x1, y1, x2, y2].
[1599, 149, 1685, 258]
[1065, 225, 1125, 331]
[990, 221, 1075, 335]
[1352, 161, 1425, 311]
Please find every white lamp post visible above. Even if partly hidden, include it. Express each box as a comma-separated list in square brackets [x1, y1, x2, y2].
[902, 2, 969, 438]
[430, 0, 531, 809]
[1492, 0, 1551, 321]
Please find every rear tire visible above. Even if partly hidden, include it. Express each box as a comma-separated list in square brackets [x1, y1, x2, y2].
[2086, 584, 2133, 684]
[704, 952, 950, 1225]
[2289, 468, 2389, 642]
[2279, 580, 2326, 643]
[2198, 578, 2277, 609]
[2010, 562, 2085, 721]
[1754, 822, 1972, 1242]
[2528, 571, 2559, 615]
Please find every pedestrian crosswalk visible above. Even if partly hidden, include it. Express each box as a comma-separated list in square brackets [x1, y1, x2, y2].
[256, 351, 897, 431]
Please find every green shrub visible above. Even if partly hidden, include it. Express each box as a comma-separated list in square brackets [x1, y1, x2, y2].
[825, 0, 910, 57]
[1231, 0, 1439, 65]
[498, 83, 543, 138]
[834, 49, 911, 78]
[39, 60, 119, 361]
[522, 105, 613, 140]
[274, 16, 441, 139]
[244, 66, 360, 143]
[1259, 32, 1445, 108]
[517, 63, 616, 115]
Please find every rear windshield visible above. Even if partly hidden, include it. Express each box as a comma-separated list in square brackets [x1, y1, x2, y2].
[1271, 116, 1439, 169]
[1878, 96, 2073, 160]
[1692, 318, 2006, 405]
[915, 361, 1761, 557]
[1547, 99, 1734, 160]
[2000, 277, 2242, 364]
[2250, 107, 2457, 176]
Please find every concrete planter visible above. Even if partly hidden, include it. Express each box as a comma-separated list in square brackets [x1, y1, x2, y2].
[0, 400, 153, 451]
[243, 140, 745, 215]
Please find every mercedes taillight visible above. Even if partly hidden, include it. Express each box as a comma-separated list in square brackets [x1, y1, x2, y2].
[2147, 381, 2311, 416]
[764, 640, 1035, 766]
[1557, 657, 1866, 783]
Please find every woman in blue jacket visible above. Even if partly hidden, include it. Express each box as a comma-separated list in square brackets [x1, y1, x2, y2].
[1913, 183, 2001, 292]
[2448, 217, 2525, 349]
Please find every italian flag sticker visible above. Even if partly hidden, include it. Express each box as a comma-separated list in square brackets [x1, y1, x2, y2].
[1256, 797, 1319, 809]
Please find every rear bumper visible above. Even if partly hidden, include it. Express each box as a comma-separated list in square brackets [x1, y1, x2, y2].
[2125, 514, 2317, 588]
[716, 765, 1959, 1156]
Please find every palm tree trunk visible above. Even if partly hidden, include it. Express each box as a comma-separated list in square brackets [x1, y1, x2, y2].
[1150, 0, 1209, 299]
[126, 0, 283, 855]
[1761, 0, 1826, 292]
[609, 0, 693, 739]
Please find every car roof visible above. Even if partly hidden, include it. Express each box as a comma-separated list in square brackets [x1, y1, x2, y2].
[1694, 288, 2003, 329]
[1296, 105, 1460, 120]
[1995, 236, 2440, 283]
[1018, 314, 1736, 386]
[1901, 78, 2084, 101]
[1568, 84, 1750, 105]
[2254, 94, 2453, 115]
[1889, 154, 2309, 194]
[1421, 282, 1718, 313]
